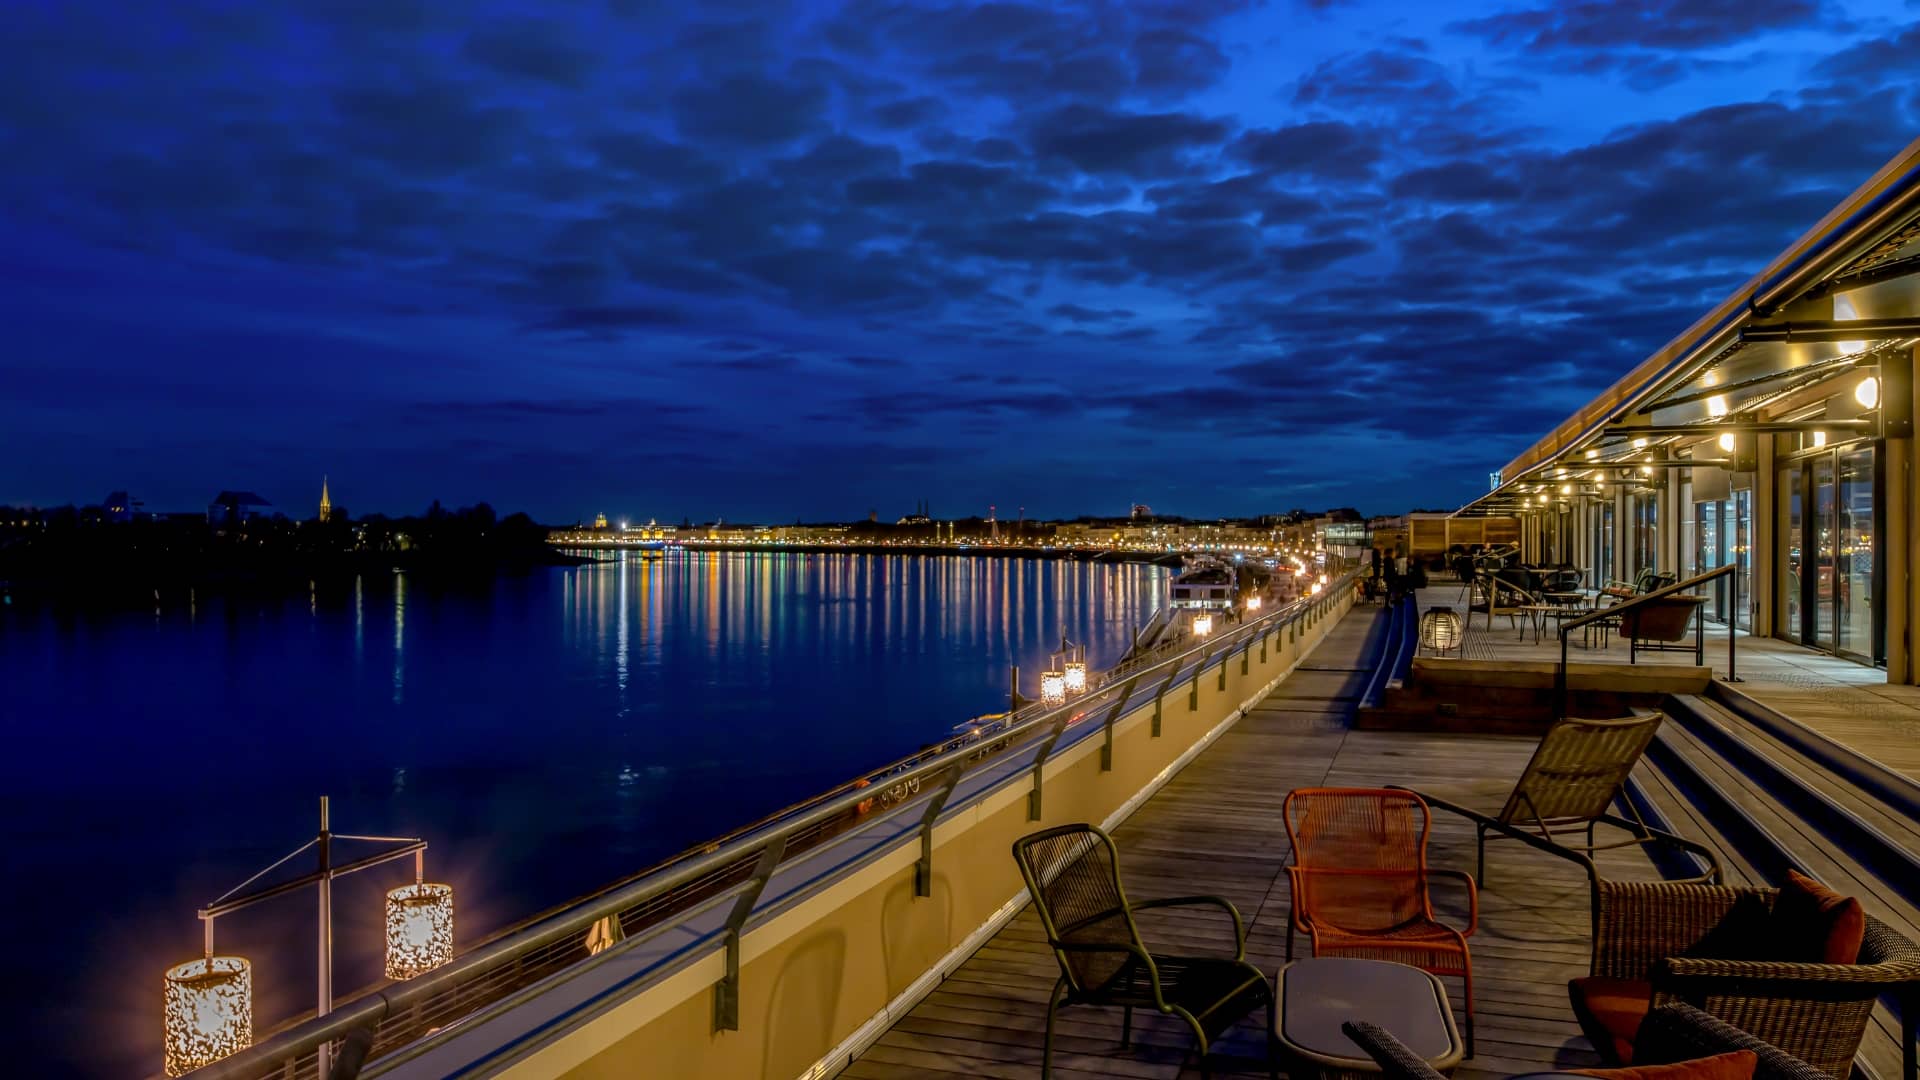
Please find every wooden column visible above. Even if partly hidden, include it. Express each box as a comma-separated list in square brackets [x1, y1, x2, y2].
[1889, 344, 1919, 683]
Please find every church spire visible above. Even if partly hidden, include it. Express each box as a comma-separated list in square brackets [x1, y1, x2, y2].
[318, 475, 332, 523]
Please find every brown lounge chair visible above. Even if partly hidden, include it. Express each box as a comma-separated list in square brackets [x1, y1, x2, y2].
[1405, 713, 1721, 887]
[1342, 1002, 1834, 1080]
[1621, 593, 1708, 662]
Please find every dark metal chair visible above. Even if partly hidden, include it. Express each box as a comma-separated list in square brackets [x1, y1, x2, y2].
[1012, 823, 1276, 1078]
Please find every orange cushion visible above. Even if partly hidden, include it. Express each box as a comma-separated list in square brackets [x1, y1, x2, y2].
[1568, 976, 1653, 1064]
[1771, 869, 1864, 964]
[1571, 1049, 1758, 1080]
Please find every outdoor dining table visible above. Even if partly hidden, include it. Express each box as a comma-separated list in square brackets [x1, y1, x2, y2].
[1274, 956, 1464, 1079]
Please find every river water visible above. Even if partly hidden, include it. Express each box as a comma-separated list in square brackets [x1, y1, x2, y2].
[0, 549, 1167, 1076]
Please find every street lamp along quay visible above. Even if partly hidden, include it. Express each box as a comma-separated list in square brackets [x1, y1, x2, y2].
[163, 797, 452, 1077]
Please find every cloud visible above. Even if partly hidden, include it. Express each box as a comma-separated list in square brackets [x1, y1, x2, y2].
[1454, 0, 1835, 52]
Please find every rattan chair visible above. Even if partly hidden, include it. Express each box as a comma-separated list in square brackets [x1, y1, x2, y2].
[1410, 714, 1720, 888]
[1011, 823, 1276, 1079]
[1283, 788, 1477, 1056]
[1575, 879, 1920, 1080]
[1341, 1003, 1834, 1080]
[1467, 572, 1534, 635]
[1637, 1003, 1834, 1080]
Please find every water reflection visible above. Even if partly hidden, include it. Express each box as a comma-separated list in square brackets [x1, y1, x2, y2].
[0, 550, 1163, 1077]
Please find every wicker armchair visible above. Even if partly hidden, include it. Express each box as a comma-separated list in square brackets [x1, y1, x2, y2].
[1575, 879, 1920, 1080]
[1637, 1003, 1833, 1080]
[1012, 823, 1277, 1079]
[1340, 1020, 1449, 1080]
[1342, 1003, 1834, 1080]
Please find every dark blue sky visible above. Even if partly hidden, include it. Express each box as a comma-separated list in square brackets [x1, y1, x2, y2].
[3, 0, 1915, 523]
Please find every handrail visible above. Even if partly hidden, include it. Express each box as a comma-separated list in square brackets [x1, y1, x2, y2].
[1555, 563, 1738, 720]
[186, 573, 1360, 1080]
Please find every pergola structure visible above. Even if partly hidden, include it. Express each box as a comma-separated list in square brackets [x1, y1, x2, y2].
[1459, 134, 1920, 680]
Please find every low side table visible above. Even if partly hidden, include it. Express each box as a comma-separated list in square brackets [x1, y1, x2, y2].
[1275, 957, 1464, 1080]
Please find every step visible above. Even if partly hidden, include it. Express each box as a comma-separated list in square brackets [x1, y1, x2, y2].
[1643, 700, 1918, 1080]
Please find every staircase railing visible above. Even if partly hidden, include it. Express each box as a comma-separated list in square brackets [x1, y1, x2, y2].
[1554, 562, 1739, 720]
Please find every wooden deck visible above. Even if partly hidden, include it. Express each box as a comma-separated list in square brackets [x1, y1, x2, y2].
[1411, 584, 1920, 783]
[843, 607, 1666, 1080]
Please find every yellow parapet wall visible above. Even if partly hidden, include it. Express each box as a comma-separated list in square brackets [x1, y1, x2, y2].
[483, 587, 1358, 1080]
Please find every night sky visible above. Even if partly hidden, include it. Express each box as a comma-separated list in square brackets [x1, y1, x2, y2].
[3, 1, 1915, 523]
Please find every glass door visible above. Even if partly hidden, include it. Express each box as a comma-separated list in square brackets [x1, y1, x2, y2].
[1813, 455, 1836, 650]
[1836, 448, 1875, 660]
[1778, 445, 1882, 662]
[1778, 465, 1803, 643]
[1733, 488, 1751, 632]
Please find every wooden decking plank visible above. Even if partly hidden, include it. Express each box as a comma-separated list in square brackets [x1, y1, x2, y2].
[843, 606, 1627, 1079]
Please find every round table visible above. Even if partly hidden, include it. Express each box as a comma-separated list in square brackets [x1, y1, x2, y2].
[1274, 957, 1464, 1079]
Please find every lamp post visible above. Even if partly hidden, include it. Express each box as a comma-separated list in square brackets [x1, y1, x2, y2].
[165, 797, 451, 1077]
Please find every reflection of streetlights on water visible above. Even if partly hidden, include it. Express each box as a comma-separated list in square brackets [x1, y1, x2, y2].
[162, 797, 454, 1076]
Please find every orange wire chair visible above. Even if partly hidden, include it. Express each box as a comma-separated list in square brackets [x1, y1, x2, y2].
[1283, 787, 1479, 1056]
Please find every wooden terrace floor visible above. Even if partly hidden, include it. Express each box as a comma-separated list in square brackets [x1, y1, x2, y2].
[842, 607, 1667, 1080]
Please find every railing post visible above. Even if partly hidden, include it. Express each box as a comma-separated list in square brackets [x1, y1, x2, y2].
[1260, 631, 1268, 665]
[714, 834, 787, 1031]
[1217, 649, 1228, 691]
[1100, 675, 1141, 771]
[1151, 663, 1180, 737]
[1189, 645, 1214, 711]
[1028, 717, 1069, 819]
[1557, 629, 1570, 722]
[1240, 639, 1250, 676]
[1727, 562, 1742, 683]
[914, 765, 964, 897]
[325, 1024, 377, 1080]
[1695, 604, 1705, 665]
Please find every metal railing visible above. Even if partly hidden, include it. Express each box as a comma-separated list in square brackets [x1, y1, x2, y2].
[1554, 563, 1738, 719]
[187, 573, 1360, 1080]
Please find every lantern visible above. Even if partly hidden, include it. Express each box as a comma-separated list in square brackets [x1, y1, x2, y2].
[1192, 613, 1213, 637]
[385, 882, 455, 979]
[1062, 660, 1087, 695]
[1040, 670, 1067, 706]
[1246, 594, 1262, 612]
[1419, 607, 1464, 656]
[164, 956, 251, 1077]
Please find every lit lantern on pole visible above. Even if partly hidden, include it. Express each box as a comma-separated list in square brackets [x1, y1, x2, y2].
[1419, 607, 1464, 657]
[1193, 612, 1214, 637]
[385, 882, 455, 979]
[1063, 659, 1087, 695]
[1040, 669, 1067, 706]
[1246, 594, 1262, 612]
[163, 956, 252, 1077]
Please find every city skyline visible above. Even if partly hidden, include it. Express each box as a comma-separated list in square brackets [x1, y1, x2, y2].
[3, 1, 1917, 521]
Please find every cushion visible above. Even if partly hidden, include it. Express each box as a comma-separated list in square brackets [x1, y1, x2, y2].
[1572, 1049, 1759, 1080]
[1768, 870, 1865, 964]
[1683, 893, 1774, 960]
[1569, 976, 1653, 1064]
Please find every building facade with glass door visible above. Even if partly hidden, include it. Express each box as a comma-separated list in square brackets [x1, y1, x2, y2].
[1453, 135, 1920, 682]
